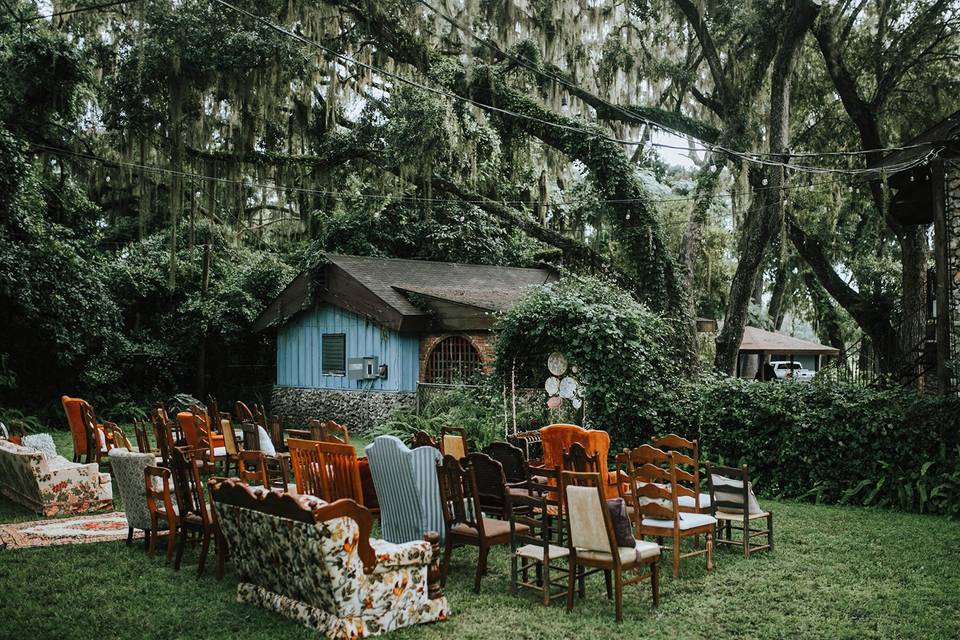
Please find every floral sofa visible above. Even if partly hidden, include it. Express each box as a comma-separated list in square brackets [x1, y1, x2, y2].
[0, 437, 113, 516]
[210, 479, 449, 639]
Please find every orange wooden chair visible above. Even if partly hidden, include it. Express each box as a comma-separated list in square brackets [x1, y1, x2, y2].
[288, 438, 364, 504]
[540, 424, 620, 499]
[62, 396, 112, 463]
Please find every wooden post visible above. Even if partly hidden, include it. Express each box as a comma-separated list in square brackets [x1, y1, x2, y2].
[424, 531, 444, 600]
[932, 159, 951, 392]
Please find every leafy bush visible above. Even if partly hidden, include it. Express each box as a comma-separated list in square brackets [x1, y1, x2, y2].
[373, 385, 508, 450]
[0, 408, 46, 435]
[662, 377, 960, 517]
[493, 273, 685, 441]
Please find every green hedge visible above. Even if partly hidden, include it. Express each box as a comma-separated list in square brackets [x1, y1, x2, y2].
[650, 379, 960, 517]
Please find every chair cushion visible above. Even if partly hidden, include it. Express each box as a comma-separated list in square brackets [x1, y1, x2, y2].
[677, 493, 713, 509]
[258, 425, 276, 456]
[606, 498, 636, 547]
[515, 543, 570, 561]
[21, 434, 57, 459]
[451, 517, 525, 538]
[715, 510, 770, 521]
[642, 512, 717, 530]
[213, 446, 226, 457]
[577, 540, 660, 565]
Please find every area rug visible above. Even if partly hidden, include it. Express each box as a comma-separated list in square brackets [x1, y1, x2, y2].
[0, 512, 141, 550]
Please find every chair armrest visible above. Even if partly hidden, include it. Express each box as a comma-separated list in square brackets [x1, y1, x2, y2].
[370, 538, 433, 574]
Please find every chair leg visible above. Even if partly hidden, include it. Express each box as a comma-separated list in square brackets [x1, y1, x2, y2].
[143, 529, 151, 550]
[614, 568, 623, 623]
[651, 561, 660, 608]
[127, 526, 134, 545]
[743, 516, 750, 558]
[672, 533, 681, 578]
[706, 531, 714, 571]
[604, 569, 613, 599]
[166, 520, 177, 563]
[148, 514, 158, 558]
[197, 529, 211, 576]
[566, 557, 576, 612]
[474, 544, 488, 593]
[542, 561, 551, 606]
[768, 513, 774, 552]
[174, 525, 187, 570]
[440, 539, 453, 587]
[510, 554, 518, 594]
[577, 565, 586, 598]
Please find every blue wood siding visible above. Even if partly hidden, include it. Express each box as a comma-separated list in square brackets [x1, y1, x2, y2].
[276, 305, 420, 392]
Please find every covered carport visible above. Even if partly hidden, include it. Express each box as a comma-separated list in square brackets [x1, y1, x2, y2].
[737, 326, 841, 380]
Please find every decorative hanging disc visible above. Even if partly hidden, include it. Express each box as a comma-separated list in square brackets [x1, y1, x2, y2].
[559, 376, 579, 399]
[547, 352, 568, 376]
[571, 397, 583, 409]
[547, 396, 563, 409]
[544, 376, 560, 396]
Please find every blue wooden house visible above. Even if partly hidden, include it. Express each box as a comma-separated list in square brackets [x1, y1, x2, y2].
[253, 254, 557, 426]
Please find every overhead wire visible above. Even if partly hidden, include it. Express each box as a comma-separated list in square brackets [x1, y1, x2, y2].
[210, 0, 944, 177]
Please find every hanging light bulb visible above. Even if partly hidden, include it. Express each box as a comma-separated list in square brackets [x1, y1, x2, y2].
[910, 175, 915, 182]
[762, 178, 768, 186]
[625, 213, 631, 220]
[809, 183, 815, 191]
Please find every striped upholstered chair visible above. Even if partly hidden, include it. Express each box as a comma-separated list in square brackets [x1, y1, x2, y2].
[366, 435, 445, 544]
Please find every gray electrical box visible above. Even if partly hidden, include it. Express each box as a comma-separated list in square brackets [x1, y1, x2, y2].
[348, 356, 379, 380]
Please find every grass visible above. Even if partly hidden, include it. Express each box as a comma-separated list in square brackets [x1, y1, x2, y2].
[1, 433, 958, 638]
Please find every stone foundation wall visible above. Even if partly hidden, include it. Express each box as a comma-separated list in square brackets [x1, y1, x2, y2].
[270, 386, 415, 434]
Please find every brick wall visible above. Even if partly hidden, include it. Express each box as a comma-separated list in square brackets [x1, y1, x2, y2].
[419, 332, 497, 382]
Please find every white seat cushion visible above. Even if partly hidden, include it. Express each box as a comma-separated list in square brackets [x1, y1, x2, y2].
[577, 540, 660, 564]
[213, 446, 226, 457]
[677, 493, 712, 509]
[642, 512, 717, 531]
[515, 543, 570, 561]
[257, 426, 276, 456]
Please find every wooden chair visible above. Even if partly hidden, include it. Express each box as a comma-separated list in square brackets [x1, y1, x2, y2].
[652, 434, 710, 513]
[104, 423, 133, 451]
[234, 400, 254, 423]
[484, 441, 528, 486]
[540, 424, 620, 498]
[509, 482, 571, 605]
[218, 413, 240, 475]
[239, 421, 261, 450]
[466, 452, 512, 519]
[308, 419, 350, 444]
[152, 415, 175, 467]
[561, 470, 661, 622]
[134, 422, 153, 454]
[408, 430, 439, 449]
[288, 438, 364, 504]
[144, 465, 178, 561]
[183, 407, 224, 474]
[269, 415, 286, 452]
[622, 445, 716, 577]
[170, 447, 223, 577]
[706, 463, 773, 557]
[525, 463, 566, 546]
[562, 442, 600, 473]
[237, 450, 270, 486]
[61, 395, 91, 462]
[436, 454, 525, 593]
[79, 402, 113, 464]
[440, 426, 468, 459]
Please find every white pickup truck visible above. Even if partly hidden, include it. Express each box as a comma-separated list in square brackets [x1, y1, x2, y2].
[769, 361, 814, 381]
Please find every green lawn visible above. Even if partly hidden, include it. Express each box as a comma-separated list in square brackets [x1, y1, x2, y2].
[1, 432, 958, 639]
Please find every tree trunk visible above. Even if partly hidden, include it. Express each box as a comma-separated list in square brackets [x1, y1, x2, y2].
[713, 0, 820, 374]
[768, 259, 789, 330]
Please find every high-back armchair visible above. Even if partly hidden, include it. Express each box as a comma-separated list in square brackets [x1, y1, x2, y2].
[209, 479, 449, 638]
[540, 424, 619, 498]
[365, 435, 445, 544]
[108, 447, 159, 546]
